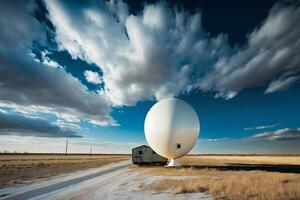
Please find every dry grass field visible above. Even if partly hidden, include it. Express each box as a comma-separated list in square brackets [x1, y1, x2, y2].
[137, 155, 300, 200]
[0, 154, 129, 188]
[181, 155, 300, 165]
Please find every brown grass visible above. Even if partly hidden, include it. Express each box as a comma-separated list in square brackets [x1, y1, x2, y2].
[180, 155, 300, 166]
[150, 172, 300, 200]
[137, 155, 300, 200]
[0, 154, 129, 188]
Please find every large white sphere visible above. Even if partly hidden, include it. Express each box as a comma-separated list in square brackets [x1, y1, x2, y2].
[144, 98, 200, 159]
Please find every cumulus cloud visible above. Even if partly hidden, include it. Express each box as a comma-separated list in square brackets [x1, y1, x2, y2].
[0, 0, 116, 127]
[1, 0, 299, 135]
[84, 70, 102, 84]
[46, 0, 231, 105]
[251, 128, 300, 141]
[199, 4, 300, 98]
[46, 1, 300, 104]
[0, 50, 116, 126]
[0, 111, 81, 138]
[0, 1, 46, 49]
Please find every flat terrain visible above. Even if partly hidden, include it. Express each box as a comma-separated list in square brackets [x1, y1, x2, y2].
[0, 160, 211, 200]
[0, 154, 129, 188]
[1, 155, 300, 200]
[136, 155, 300, 200]
[181, 155, 300, 165]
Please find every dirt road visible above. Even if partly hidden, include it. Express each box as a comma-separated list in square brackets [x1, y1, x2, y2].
[0, 160, 211, 200]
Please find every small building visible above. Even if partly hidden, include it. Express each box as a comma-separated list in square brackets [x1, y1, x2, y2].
[132, 145, 168, 165]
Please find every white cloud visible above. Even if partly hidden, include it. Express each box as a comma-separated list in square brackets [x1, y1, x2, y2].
[199, 4, 300, 99]
[251, 128, 300, 141]
[46, 1, 300, 104]
[244, 124, 279, 131]
[0, 1, 46, 50]
[54, 119, 82, 131]
[1, 0, 299, 136]
[0, 51, 117, 126]
[30, 51, 62, 68]
[197, 127, 300, 142]
[198, 138, 229, 142]
[107, 0, 129, 25]
[0, 1, 116, 127]
[46, 0, 231, 106]
[43, 58, 61, 68]
[0, 111, 81, 138]
[40, 51, 61, 68]
[84, 70, 102, 84]
[265, 76, 299, 94]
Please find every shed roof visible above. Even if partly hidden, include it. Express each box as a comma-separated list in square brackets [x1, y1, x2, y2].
[132, 144, 150, 150]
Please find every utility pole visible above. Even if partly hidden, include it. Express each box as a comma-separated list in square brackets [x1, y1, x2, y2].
[90, 146, 92, 156]
[65, 139, 68, 155]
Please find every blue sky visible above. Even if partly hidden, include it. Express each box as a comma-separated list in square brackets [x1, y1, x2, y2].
[0, 0, 300, 154]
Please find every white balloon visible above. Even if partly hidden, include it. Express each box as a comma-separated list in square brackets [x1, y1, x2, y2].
[144, 98, 200, 161]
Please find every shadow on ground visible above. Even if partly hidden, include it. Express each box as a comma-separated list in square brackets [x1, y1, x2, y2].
[182, 163, 300, 174]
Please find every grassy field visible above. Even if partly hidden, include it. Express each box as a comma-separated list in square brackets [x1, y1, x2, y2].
[181, 155, 300, 165]
[0, 154, 129, 188]
[136, 155, 300, 200]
